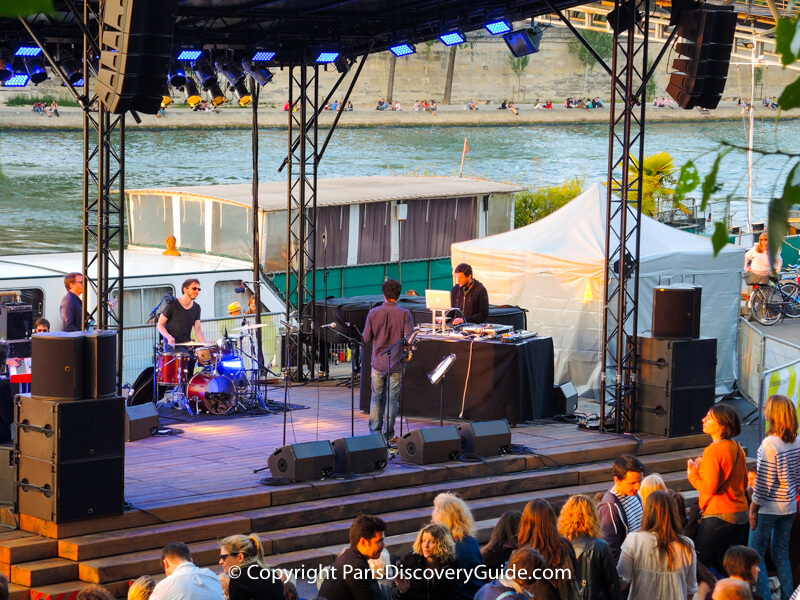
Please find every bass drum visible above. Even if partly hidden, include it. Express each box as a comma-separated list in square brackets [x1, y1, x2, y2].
[187, 372, 236, 415]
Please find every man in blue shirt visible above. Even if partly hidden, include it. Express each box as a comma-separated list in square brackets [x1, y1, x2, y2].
[363, 279, 413, 445]
[60, 272, 83, 332]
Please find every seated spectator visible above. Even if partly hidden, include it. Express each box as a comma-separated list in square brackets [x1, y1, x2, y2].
[284, 101, 291, 111]
[413, 100, 421, 111]
[715, 578, 754, 600]
[392, 523, 459, 599]
[422, 100, 429, 111]
[149, 542, 223, 600]
[430, 100, 437, 115]
[33, 101, 44, 115]
[319, 515, 387, 600]
[546, 99, 553, 109]
[376, 99, 385, 110]
[475, 547, 558, 600]
[499, 100, 508, 109]
[346, 100, 354, 111]
[219, 534, 284, 600]
[50, 100, 60, 117]
[331, 100, 339, 111]
[432, 492, 485, 600]
[595, 97, 604, 108]
[481, 510, 521, 571]
[392, 100, 401, 111]
[697, 562, 720, 600]
[722, 546, 763, 600]
[769, 97, 778, 110]
[76, 586, 115, 600]
[128, 576, 156, 600]
[468, 99, 478, 110]
[534, 99, 543, 109]
[507, 99, 518, 115]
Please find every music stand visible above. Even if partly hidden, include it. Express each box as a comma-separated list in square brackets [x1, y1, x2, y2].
[428, 353, 457, 426]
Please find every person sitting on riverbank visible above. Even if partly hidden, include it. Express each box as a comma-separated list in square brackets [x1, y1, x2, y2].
[534, 99, 543, 109]
[546, 99, 553, 109]
[422, 99, 430, 111]
[32, 101, 44, 115]
[331, 99, 339, 111]
[430, 100, 437, 115]
[413, 100, 421, 111]
[50, 100, 60, 117]
[499, 99, 508, 109]
[508, 99, 518, 115]
[346, 101, 353, 111]
[392, 100, 401, 111]
[468, 99, 478, 110]
[594, 97, 604, 108]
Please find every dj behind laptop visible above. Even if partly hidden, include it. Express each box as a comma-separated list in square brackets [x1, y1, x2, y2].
[422, 289, 537, 342]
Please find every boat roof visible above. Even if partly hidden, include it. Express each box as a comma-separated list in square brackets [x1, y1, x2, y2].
[127, 176, 523, 213]
[0, 249, 249, 281]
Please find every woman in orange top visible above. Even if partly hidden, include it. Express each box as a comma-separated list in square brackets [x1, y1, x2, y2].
[687, 404, 748, 575]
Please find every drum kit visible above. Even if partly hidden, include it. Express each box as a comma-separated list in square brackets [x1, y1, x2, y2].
[151, 323, 272, 416]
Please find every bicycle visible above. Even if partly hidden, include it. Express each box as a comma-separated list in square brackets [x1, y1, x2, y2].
[748, 267, 800, 325]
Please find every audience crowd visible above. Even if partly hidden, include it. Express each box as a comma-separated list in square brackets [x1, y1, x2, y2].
[50, 396, 799, 600]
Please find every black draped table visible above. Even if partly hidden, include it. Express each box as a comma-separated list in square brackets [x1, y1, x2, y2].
[359, 334, 554, 425]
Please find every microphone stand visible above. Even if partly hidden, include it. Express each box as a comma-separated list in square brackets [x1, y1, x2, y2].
[279, 320, 297, 447]
[329, 326, 364, 437]
[385, 332, 420, 439]
[147, 292, 172, 408]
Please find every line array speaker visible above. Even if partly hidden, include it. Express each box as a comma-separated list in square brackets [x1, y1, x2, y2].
[398, 426, 460, 465]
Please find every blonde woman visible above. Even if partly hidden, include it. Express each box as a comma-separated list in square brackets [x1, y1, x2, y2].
[219, 534, 284, 600]
[558, 495, 620, 600]
[392, 523, 459, 600]
[128, 576, 155, 600]
[640, 474, 667, 506]
[748, 395, 800, 600]
[432, 492, 484, 600]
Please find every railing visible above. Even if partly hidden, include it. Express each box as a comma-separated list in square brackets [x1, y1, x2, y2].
[738, 317, 800, 409]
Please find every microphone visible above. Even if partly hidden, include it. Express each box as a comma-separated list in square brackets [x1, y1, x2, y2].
[234, 281, 247, 293]
[320, 322, 337, 329]
[280, 320, 297, 331]
[405, 327, 420, 348]
[165, 290, 175, 304]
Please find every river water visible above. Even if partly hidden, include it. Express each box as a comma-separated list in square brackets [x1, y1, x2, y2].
[1, 117, 796, 255]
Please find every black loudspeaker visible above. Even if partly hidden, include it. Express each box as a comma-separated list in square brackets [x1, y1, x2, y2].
[83, 331, 117, 398]
[553, 382, 579, 416]
[7, 339, 31, 359]
[458, 420, 511, 457]
[268, 441, 335, 481]
[16, 394, 126, 462]
[17, 454, 124, 522]
[652, 285, 702, 339]
[331, 434, 388, 473]
[31, 332, 85, 399]
[95, 0, 178, 114]
[398, 426, 460, 465]
[0, 443, 15, 507]
[638, 336, 716, 389]
[636, 385, 715, 437]
[125, 403, 159, 442]
[0, 303, 32, 340]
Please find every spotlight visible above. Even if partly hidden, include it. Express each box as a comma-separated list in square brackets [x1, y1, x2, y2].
[15, 46, 41, 57]
[4, 74, 29, 87]
[252, 51, 276, 62]
[503, 25, 543, 57]
[390, 44, 416, 57]
[0, 47, 12, 82]
[333, 55, 349, 74]
[193, 54, 218, 88]
[183, 78, 202, 107]
[177, 49, 202, 61]
[232, 81, 252, 107]
[439, 32, 465, 46]
[241, 59, 273, 85]
[162, 85, 173, 108]
[206, 81, 226, 106]
[168, 60, 187, 87]
[215, 57, 245, 86]
[63, 78, 84, 87]
[25, 56, 48, 84]
[485, 20, 512, 35]
[57, 51, 82, 85]
[316, 52, 339, 63]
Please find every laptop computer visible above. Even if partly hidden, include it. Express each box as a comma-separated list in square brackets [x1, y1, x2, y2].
[425, 289, 452, 310]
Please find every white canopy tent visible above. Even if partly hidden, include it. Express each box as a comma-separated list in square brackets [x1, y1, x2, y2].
[451, 183, 745, 397]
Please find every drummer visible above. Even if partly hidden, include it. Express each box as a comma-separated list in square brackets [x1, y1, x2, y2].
[157, 278, 207, 352]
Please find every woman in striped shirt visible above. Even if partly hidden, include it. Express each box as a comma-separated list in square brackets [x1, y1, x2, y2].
[748, 394, 800, 600]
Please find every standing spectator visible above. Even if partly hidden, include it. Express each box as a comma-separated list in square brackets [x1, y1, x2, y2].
[60, 271, 83, 332]
[319, 515, 387, 600]
[598, 454, 646, 562]
[518, 498, 581, 600]
[748, 395, 800, 600]
[481, 510, 521, 571]
[618, 490, 698, 600]
[687, 405, 749, 576]
[558, 495, 620, 600]
[432, 492, 485, 600]
[149, 542, 223, 600]
[392, 523, 459, 600]
[723, 546, 764, 600]
[640, 473, 668, 506]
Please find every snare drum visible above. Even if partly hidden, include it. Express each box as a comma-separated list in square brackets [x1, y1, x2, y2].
[157, 352, 190, 385]
[187, 372, 236, 414]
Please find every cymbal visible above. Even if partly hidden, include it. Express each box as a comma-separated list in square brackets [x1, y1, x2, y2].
[232, 323, 270, 332]
[176, 341, 215, 347]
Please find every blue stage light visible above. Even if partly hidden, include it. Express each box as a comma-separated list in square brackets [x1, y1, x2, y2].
[15, 46, 41, 57]
[177, 49, 202, 61]
[316, 52, 339, 63]
[4, 74, 29, 86]
[252, 51, 276, 62]
[485, 20, 512, 35]
[439, 32, 465, 46]
[62, 78, 84, 87]
[390, 44, 416, 57]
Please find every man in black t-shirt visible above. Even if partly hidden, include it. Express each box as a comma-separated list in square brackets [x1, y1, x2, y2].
[157, 278, 206, 350]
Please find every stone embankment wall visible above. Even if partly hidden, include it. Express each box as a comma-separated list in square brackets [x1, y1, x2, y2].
[2, 25, 796, 107]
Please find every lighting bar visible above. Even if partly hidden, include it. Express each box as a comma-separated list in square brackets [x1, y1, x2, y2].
[4, 74, 29, 86]
[15, 46, 41, 57]
[439, 32, 465, 46]
[390, 44, 416, 57]
[252, 51, 276, 62]
[316, 52, 339, 63]
[485, 20, 512, 35]
[177, 49, 202, 61]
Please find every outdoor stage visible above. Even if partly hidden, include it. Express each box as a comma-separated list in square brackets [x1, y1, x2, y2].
[1, 381, 711, 600]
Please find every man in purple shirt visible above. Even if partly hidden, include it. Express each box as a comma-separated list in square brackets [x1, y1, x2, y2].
[363, 279, 414, 445]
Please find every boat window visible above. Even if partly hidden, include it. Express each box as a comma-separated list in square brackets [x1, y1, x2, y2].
[179, 199, 206, 253]
[211, 202, 252, 260]
[112, 285, 175, 326]
[263, 212, 288, 272]
[0, 288, 44, 322]
[215, 280, 253, 318]
[128, 194, 174, 247]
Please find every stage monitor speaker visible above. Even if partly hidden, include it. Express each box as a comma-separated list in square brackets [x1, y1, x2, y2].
[636, 384, 714, 437]
[0, 443, 15, 507]
[652, 284, 702, 339]
[332, 434, 388, 473]
[553, 382, 578, 416]
[268, 441, 335, 481]
[638, 336, 717, 389]
[398, 426, 460, 465]
[458, 420, 511, 457]
[125, 403, 159, 442]
[17, 454, 124, 522]
[0, 303, 32, 340]
[31, 332, 85, 399]
[83, 330, 117, 398]
[95, 0, 178, 114]
[16, 394, 125, 462]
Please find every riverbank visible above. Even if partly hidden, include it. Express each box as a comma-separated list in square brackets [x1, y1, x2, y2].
[1, 102, 793, 130]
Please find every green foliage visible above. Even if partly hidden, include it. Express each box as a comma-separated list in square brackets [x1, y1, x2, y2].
[630, 152, 678, 216]
[514, 177, 584, 228]
[5, 94, 80, 107]
[0, 0, 53, 16]
[754, 66, 765, 85]
[568, 30, 614, 71]
[646, 60, 657, 101]
[507, 55, 530, 92]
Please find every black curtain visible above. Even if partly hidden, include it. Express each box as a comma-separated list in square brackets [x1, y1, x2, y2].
[315, 205, 350, 268]
[401, 197, 477, 260]
[358, 202, 391, 263]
